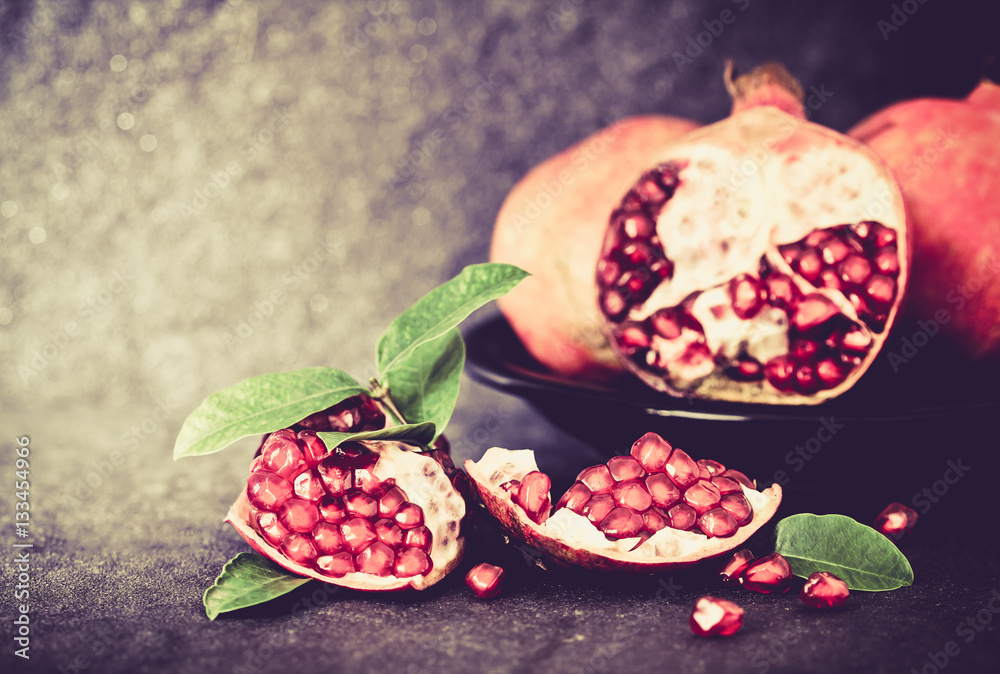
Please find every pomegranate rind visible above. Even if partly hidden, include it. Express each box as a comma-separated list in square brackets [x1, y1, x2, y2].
[599, 106, 909, 404]
[465, 448, 781, 573]
[227, 440, 466, 591]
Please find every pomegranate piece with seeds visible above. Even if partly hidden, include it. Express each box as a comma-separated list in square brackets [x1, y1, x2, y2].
[874, 502, 918, 543]
[740, 552, 793, 593]
[465, 432, 782, 573]
[690, 597, 744, 637]
[800, 571, 850, 608]
[595, 63, 908, 404]
[466, 563, 505, 599]
[228, 424, 466, 591]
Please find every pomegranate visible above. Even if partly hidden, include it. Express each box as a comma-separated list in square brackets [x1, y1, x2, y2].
[800, 571, 850, 608]
[466, 563, 505, 599]
[874, 502, 918, 543]
[229, 429, 466, 591]
[595, 63, 909, 403]
[464, 432, 781, 572]
[491, 114, 699, 382]
[850, 79, 1000, 359]
[690, 596, 744, 637]
[739, 552, 793, 593]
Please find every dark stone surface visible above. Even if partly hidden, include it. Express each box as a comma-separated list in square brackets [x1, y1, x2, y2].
[2, 0, 999, 672]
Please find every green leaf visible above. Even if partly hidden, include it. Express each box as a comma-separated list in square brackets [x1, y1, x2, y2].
[203, 553, 311, 620]
[174, 367, 365, 459]
[773, 513, 914, 591]
[316, 421, 437, 452]
[383, 329, 464, 437]
[376, 263, 528, 381]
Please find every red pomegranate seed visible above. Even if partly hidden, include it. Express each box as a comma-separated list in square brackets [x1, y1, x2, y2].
[720, 549, 755, 581]
[852, 220, 873, 240]
[815, 359, 846, 387]
[841, 326, 872, 353]
[765, 273, 798, 310]
[634, 172, 669, 205]
[607, 455, 647, 481]
[312, 522, 344, 554]
[394, 503, 425, 529]
[404, 526, 433, 551]
[599, 507, 644, 539]
[683, 479, 722, 515]
[344, 490, 378, 519]
[630, 432, 673, 472]
[375, 518, 405, 548]
[394, 548, 432, 578]
[796, 249, 823, 282]
[293, 470, 327, 502]
[378, 485, 409, 518]
[643, 507, 670, 533]
[597, 258, 621, 287]
[740, 552, 792, 593]
[356, 541, 395, 577]
[690, 597, 744, 637]
[664, 448, 699, 489]
[318, 496, 347, 523]
[514, 471, 552, 524]
[730, 273, 766, 319]
[722, 469, 755, 489]
[577, 465, 615, 493]
[316, 551, 355, 577]
[711, 476, 740, 494]
[612, 480, 653, 511]
[616, 323, 650, 351]
[804, 229, 830, 247]
[601, 289, 627, 320]
[791, 295, 839, 331]
[247, 472, 293, 511]
[297, 430, 328, 466]
[819, 268, 842, 291]
[340, 517, 377, 554]
[256, 511, 288, 546]
[553, 483, 592, 514]
[278, 498, 321, 533]
[792, 339, 819, 360]
[260, 430, 308, 479]
[794, 364, 819, 394]
[874, 502, 918, 542]
[800, 571, 850, 608]
[764, 355, 796, 391]
[616, 210, 655, 239]
[698, 508, 738, 537]
[874, 247, 899, 275]
[720, 493, 753, 525]
[316, 456, 353, 495]
[582, 494, 615, 525]
[353, 454, 382, 494]
[866, 275, 896, 306]
[644, 472, 681, 508]
[466, 563, 505, 599]
[820, 237, 851, 265]
[650, 309, 682, 339]
[839, 254, 872, 285]
[697, 459, 726, 477]
[667, 503, 697, 530]
[872, 222, 896, 247]
[280, 533, 317, 565]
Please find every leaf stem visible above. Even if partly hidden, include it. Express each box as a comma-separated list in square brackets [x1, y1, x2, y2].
[369, 377, 409, 427]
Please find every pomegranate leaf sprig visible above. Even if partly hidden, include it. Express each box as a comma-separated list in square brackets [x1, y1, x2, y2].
[173, 262, 529, 460]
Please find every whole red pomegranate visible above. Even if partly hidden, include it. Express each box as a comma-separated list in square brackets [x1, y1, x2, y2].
[595, 63, 909, 404]
[465, 432, 781, 573]
[849, 79, 1000, 359]
[491, 114, 699, 382]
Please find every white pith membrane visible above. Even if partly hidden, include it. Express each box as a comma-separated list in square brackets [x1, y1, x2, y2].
[601, 107, 908, 404]
[465, 447, 781, 572]
[228, 440, 466, 591]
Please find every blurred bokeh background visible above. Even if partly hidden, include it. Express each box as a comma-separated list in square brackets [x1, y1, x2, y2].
[1, 1, 998, 672]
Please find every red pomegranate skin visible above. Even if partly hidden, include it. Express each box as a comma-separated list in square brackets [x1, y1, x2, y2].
[491, 114, 699, 382]
[850, 80, 1000, 359]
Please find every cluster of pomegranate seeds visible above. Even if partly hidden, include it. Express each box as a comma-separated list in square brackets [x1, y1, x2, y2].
[293, 395, 387, 433]
[690, 596, 745, 637]
[800, 571, 850, 608]
[596, 163, 682, 322]
[247, 431, 433, 579]
[874, 502, 918, 542]
[465, 563, 505, 599]
[503, 432, 756, 541]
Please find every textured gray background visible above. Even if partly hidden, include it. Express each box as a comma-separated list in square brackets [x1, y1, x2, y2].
[2, 0, 999, 673]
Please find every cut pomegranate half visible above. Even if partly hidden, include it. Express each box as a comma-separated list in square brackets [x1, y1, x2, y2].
[465, 433, 781, 572]
[229, 432, 466, 591]
[595, 63, 909, 404]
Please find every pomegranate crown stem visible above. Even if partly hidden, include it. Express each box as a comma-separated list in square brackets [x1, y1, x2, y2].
[725, 59, 807, 118]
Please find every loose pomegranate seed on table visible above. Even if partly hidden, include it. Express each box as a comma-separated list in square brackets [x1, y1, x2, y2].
[690, 596, 745, 637]
[800, 572, 850, 608]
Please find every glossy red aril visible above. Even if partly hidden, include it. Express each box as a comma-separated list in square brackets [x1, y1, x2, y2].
[690, 597, 744, 637]
[228, 408, 466, 591]
[800, 571, 850, 608]
[465, 432, 782, 573]
[596, 63, 907, 404]
[740, 552, 793, 593]
[874, 502, 918, 542]
[720, 549, 754, 581]
[466, 563, 505, 599]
